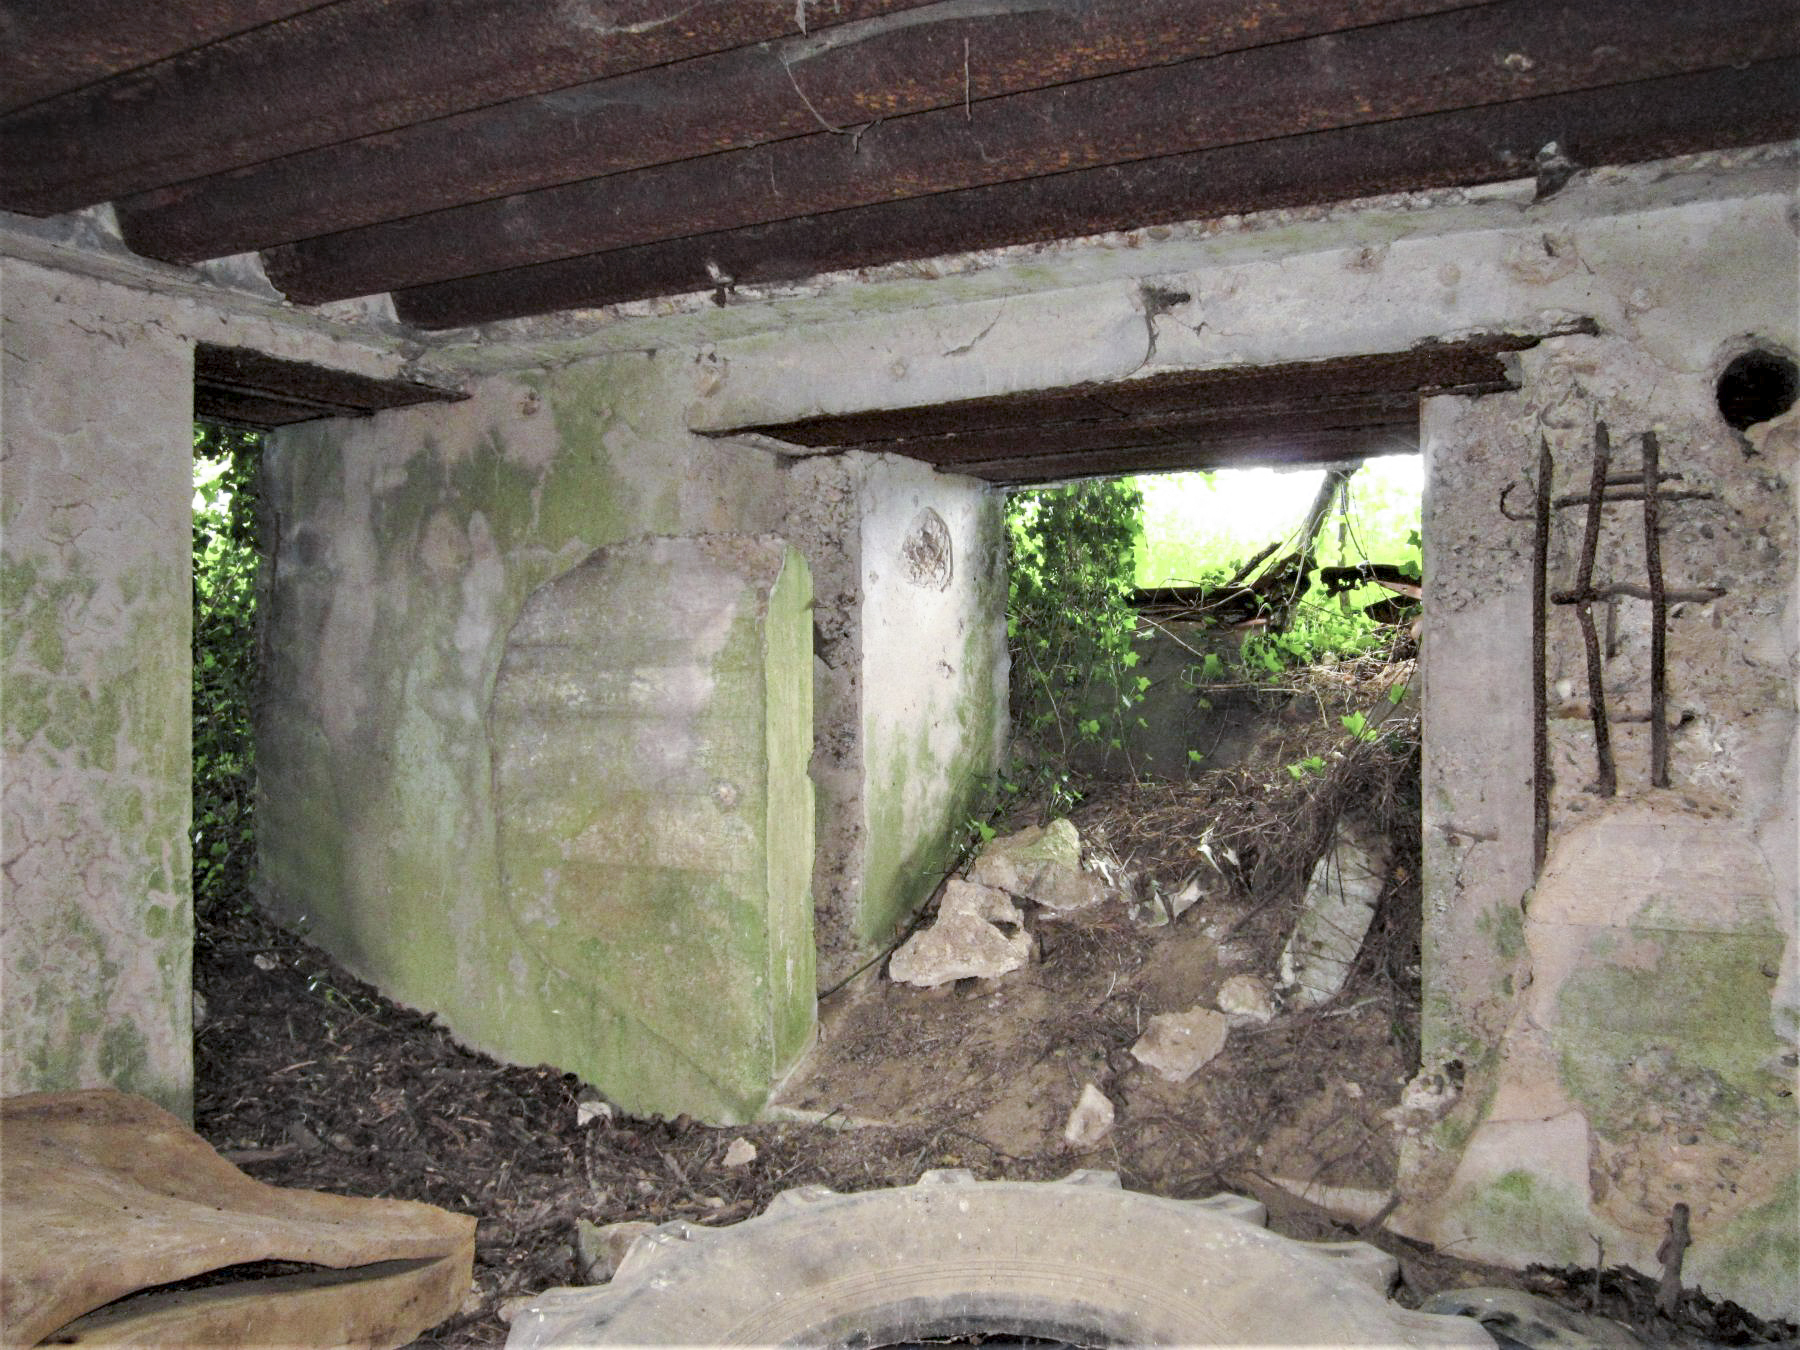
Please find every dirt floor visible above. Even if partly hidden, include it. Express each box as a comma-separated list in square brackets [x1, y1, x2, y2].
[192, 657, 1797, 1347]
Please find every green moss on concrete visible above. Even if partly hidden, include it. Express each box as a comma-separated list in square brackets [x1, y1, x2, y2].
[1706, 1172, 1800, 1304]
[1553, 928, 1786, 1139]
[764, 547, 817, 1069]
[1478, 902, 1525, 963]
[1460, 1168, 1593, 1267]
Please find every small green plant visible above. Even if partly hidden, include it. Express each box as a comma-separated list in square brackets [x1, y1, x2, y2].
[1286, 755, 1327, 779]
[1340, 710, 1381, 743]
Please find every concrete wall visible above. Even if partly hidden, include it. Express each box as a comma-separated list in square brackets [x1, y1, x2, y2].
[784, 451, 1006, 987]
[1, 260, 194, 1115]
[1, 241, 417, 1117]
[256, 355, 810, 1119]
[1412, 318, 1798, 1312]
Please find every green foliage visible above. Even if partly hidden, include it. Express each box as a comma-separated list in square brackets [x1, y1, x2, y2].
[1139, 460, 1422, 679]
[1005, 478, 1146, 799]
[192, 422, 262, 923]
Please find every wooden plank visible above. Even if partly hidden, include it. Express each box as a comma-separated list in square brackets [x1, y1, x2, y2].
[115, 0, 1492, 260]
[0, 0, 933, 215]
[819, 395, 1423, 466]
[393, 58, 1800, 327]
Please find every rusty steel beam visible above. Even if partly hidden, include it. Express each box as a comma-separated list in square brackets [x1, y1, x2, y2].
[870, 397, 1425, 467]
[741, 339, 1532, 447]
[276, 0, 1800, 305]
[193, 343, 465, 429]
[394, 58, 1799, 329]
[116, 0, 1493, 262]
[0, 0, 935, 216]
[0, 0, 325, 116]
[960, 425, 1422, 485]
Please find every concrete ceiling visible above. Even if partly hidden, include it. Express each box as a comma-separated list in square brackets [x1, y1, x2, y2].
[4, 1, 1795, 334]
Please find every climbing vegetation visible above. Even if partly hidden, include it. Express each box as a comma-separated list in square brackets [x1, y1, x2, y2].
[192, 422, 262, 923]
[1004, 477, 1147, 806]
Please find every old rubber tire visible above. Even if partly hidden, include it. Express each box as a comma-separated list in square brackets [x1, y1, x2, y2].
[506, 1170, 1494, 1347]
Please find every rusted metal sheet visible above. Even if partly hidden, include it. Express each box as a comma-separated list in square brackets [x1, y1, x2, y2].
[394, 58, 1798, 328]
[1, 1090, 473, 1348]
[193, 343, 465, 429]
[283, 0, 1800, 305]
[0, 0, 321, 116]
[964, 424, 1423, 484]
[0, 0, 935, 217]
[116, 0, 1493, 262]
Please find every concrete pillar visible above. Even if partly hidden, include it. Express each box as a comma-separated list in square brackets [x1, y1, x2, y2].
[0, 259, 194, 1116]
[489, 536, 814, 1119]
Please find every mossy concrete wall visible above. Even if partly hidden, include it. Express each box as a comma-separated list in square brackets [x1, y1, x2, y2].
[0, 246, 413, 1117]
[257, 355, 813, 1121]
[0, 260, 195, 1115]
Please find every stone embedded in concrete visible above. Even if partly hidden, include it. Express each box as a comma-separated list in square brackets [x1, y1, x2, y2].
[968, 817, 1108, 913]
[489, 535, 814, 1122]
[887, 880, 1030, 988]
[1216, 974, 1275, 1024]
[1130, 1007, 1230, 1083]
[1062, 1082, 1115, 1150]
[1279, 814, 1389, 1008]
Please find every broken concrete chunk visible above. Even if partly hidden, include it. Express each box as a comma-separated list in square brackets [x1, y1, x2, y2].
[968, 818, 1107, 913]
[1216, 974, 1275, 1024]
[939, 877, 1023, 925]
[1279, 815, 1390, 1008]
[888, 880, 1030, 988]
[1062, 1083, 1116, 1149]
[574, 1219, 656, 1284]
[721, 1137, 757, 1168]
[1130, 1007, 1230, 1083]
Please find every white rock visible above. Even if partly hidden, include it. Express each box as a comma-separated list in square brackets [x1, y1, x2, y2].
[1166, 875, 1206, 920]
[722, 1137, 758, 1168]
[968, 819, 1106, 913]
[888, 880, 1031, 987]
[1216, 974, 1275, 1024]
[576, 1089, 613, 1127]
[1279, 815, 1390, 1007]
[1130, 1007, 1230, 1082]
[1062, 1083, 1115, 1149]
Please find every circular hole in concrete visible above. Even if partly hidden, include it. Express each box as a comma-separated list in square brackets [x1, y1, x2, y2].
[1715, 347, 1798, 431]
